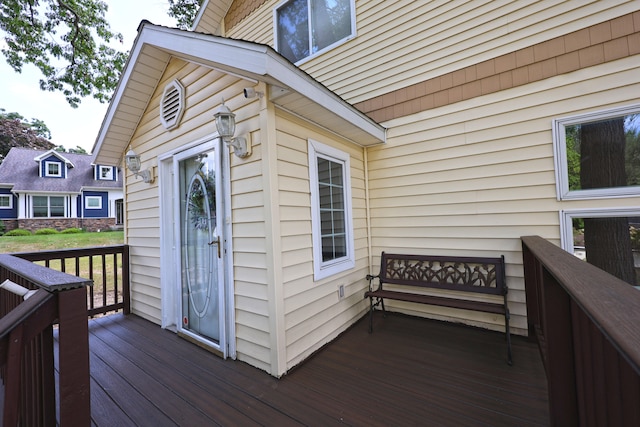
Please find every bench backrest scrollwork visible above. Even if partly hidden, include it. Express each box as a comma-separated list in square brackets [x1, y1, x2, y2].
[378, 252, 507, 296]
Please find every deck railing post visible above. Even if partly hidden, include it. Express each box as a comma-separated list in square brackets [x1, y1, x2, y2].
[521, 236, 640, 426]
[122, 244, 131, 315]
[541, 268, 578, 426]
[57, 286, 91, 426]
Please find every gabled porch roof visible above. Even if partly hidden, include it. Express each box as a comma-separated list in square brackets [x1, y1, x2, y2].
[93, 22, 386, 166]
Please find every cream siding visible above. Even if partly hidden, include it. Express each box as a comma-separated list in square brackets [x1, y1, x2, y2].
[224, 0, 636, 105]
[273, 110, 370, 370]
[123, 56, 275, 369]
[367, 56, 640, 334]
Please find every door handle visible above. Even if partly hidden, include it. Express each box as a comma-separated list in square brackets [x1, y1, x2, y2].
[208, 236, 221, 258]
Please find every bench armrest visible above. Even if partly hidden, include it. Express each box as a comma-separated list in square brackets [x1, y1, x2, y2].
[366, 274, 380, 292]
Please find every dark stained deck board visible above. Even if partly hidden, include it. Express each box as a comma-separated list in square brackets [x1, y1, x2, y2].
[55, 312, 549, 426]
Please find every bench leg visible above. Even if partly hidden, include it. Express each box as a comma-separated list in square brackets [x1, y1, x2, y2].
[505, 309, 513, 365]
[368, 297, 374, 333]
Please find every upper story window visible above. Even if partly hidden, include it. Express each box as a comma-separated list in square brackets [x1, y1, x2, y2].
[553, 104, 640, 200]
[45, 161, 62, 177]
[99, 165, 114, 180]
[308, 139, 355, 280]
[275, 0, 355, 64]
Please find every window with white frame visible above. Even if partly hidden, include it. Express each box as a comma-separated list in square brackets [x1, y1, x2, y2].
[275, 0, 355, 64]
[45, 161, 62, 177]
[99, 166, 113, 180]
[308, 139, 354, 280]
[553, 104, 640, 200]
[33, 196, 65, 217]
[85, 196, 102, 209]
[561, 208, 640, 286]
[0, 194, 12, 209]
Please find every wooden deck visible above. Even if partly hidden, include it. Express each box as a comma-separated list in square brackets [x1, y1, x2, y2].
[60, 312, 549, 426]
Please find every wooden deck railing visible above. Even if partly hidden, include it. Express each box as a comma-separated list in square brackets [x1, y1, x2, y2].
[14, 245, 130, 317]
[521, 236, 640, 426]
[0, 254, 92, 426]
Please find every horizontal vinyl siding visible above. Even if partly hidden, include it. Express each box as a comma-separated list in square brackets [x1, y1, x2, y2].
[367, 56, 640, 335]
[307, 0, 637, 103]
[223, 0, 636, 106]
[229, 138, 272, 371]
[274, 110, 370, 371]
[225, 0, 274, 44]
[126, 57, 273, 370]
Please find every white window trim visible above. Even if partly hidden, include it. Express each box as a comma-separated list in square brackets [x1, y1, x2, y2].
[274, 0, 356, 66]
[553, 103, 640, 201]
[0, 194, 12, 209]
[560, 207, 640, 255]
[45, 161, 62, 177]
[99, 165, 113, 180]
[308, 139, 355, 281]
[31, 195, 67, 218]
[85, 196, 102, 209]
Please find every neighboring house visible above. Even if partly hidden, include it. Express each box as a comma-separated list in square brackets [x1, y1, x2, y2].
[0, 148, 123, 232]
[93, 1, 640, 377]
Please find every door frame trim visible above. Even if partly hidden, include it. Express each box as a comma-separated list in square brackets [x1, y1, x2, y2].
[158, 133, 236, 359]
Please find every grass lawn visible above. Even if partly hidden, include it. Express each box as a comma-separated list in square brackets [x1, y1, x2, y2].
[0, 231, 125, 312]
[0, 231, 124, 254]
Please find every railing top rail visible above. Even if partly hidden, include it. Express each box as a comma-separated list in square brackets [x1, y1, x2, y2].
[0, 254, 92, 292]
[521, 235, 640, 372]
[0, 288, 54, 340]
[13, 244, 126, 261]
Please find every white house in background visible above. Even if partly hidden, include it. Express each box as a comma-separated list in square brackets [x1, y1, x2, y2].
[0, 148, 123, 232]
[93, 1, 640, 377]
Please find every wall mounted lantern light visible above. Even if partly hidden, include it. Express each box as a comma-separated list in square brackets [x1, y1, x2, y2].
[214, 100, 251, 158]
[125, 148, 155, 184]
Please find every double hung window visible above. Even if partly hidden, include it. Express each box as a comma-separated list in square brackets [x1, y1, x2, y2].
[45, 161, 61, 177]
[100, 166, 113, 180]
[309, 139, 354, 280]
[276, 0, 355, 63]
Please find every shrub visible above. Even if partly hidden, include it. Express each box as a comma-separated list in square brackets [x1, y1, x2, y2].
[0, 220, 5, 235]
[4, 229, 32, 236]
[35, 228, 59, 235]
[61, 228, 83, 234]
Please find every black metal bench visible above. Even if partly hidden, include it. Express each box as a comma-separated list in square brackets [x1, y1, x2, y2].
[365, 252, 512, 365]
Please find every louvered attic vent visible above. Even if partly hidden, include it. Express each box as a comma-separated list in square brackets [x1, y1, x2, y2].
[160, 80, 185, 130]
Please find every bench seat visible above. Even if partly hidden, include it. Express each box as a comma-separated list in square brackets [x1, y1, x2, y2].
[365, 289, 507, 315]
[365, 252, 512, 364]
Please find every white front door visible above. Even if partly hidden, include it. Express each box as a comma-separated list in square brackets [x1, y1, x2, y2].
[174, 142, 227, 354]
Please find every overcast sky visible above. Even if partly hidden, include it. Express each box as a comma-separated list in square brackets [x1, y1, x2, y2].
[0, 0, 178, 153]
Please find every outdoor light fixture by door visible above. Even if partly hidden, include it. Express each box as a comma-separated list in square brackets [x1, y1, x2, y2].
[125, 148, 155, 184]
[214, 100, 251, 158]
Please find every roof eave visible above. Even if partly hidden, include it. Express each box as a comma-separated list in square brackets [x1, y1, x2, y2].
[93, 23, 385, 166]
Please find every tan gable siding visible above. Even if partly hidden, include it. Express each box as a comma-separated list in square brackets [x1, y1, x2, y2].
[225, 0, 268, 30]
[274, 109, 369, 371]
[225, 0, 276, 44]
[367, 56, 640, 335]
